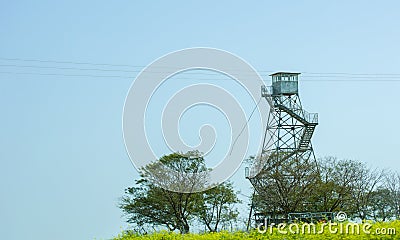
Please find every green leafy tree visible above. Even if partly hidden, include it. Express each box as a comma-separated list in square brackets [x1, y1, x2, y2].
[120, 151, 241, 233]
[120, 151, 205, 233]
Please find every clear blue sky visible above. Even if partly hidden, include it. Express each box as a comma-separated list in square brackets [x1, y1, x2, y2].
[1, 1, 400, 239]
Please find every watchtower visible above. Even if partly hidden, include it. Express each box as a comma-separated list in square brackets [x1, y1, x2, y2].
[271, 72, 299, 95]
[245, 72, 319, 227]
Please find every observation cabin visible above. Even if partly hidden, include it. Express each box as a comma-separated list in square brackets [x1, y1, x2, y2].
[270, 72, 300, 96]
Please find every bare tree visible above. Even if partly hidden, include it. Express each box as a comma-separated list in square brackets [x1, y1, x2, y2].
[253, 153, 319, 214]
[369, 187, 394, 221]
[198, 182, 241, 232]
[350, 165, 385, 220]
[311, 157, 362, 212]
[384, 171, 400, 219]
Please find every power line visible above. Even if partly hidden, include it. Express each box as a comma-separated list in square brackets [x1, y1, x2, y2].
[302, 71, 400, 76]
[0, 57, 137, 68]
[1, 57, 400, 75]
[0, 64, 263, 76]
[1, 57, 400, 81]
[1, 71, 400, 82]
[0, 71, 132, 79]
[1, 63, 400, 79]
[0, 64, 140, 73]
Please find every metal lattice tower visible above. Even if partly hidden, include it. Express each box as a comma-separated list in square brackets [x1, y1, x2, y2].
[245, 72, 318, 225]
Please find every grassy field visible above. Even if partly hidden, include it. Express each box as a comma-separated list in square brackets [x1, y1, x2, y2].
[114, 220, 400, 239]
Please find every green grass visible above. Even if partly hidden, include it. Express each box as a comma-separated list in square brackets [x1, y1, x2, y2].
[114, 220, 400, 239]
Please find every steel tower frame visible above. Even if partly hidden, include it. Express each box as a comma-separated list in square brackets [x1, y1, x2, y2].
[245, 72, 318, 226]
